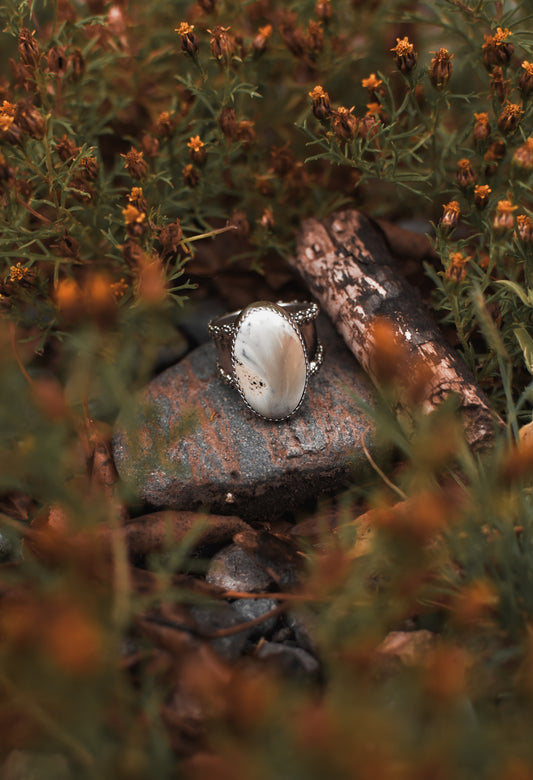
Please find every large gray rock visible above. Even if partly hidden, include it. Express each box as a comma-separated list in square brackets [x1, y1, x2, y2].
[113, 315, 374, 520]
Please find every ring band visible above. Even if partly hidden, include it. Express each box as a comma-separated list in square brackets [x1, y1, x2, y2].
[208, 300, 323, 421]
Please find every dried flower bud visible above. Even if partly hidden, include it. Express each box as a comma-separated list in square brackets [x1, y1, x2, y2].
[235, 120, 256, 146]
[484, 140, 506, 177]
[55, 232, 80, 260]
[305, 20, 324, 60]
[127, 186, 147, 211]
[122, 239, 145, 267]
[254, 174, 274, 197]
[110, 278, 127, 301]
[359, 107, 382, 140]
[57, 0, 77, 23]
[308, 85, 332, 121]
[56, 134, 80, 162]
[218, 106, 237, 142]
[198, 0, 216, 11]
[474, 184, 491, 209]
[187, 135, 207, 166]
[497, 102, 523, 135]
[361, 73, 384, 102]
[159, 220, 183, 256]
[141, 134, 159, 159]
[183, 163, 200, 188]
[0, 100, 16, 136]
[9, 60, 34, 93]
[482, 27, 514, 70]
[279, 12, 305, 59]
[46, 45, 68, 74]
[456, 158, 476, 188]
[0, 151, 14, 185]
[315, 0, 332, 20]
[15, 101, 45, 139]
[175, 22, 198, 57]
[270, 144, 294, 176]
[473, 112, 491, 144]
[252, 24, 272, 56]
[332, 106, 358, 142]
[390, 36, 417, 75]
[490, 66, 510, 104]
[493, 199, 517, 231]
[429, 48, 453, 89]
[18, 28, 40, 68]
[519, 60, 533, 99]
[513, 138, 533, 170]
[70, 48, 85, 80]
[155, 111, 175, 138]
[439, 200, 460, 230]
[209, 26, 235, 60]
[122, 147, 148, 179]
[79, 156, 98, 180]
[446, 252, 469, 282]
[230, 210, 250, 238]
[517, 214, 533, 243]
[259, 208, 275, 230]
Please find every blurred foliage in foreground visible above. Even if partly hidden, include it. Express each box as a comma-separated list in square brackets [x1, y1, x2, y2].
[2, 0, 533, 777]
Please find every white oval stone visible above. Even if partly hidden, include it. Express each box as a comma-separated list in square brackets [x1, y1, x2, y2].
[232, 303, 308, 420]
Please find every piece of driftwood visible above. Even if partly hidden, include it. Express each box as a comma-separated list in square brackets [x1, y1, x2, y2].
[26, 509, 252, 564]
[292, 209, 498, 451]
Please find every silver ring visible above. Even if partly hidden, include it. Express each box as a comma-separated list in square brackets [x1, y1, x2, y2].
[208, 300, 323, 421]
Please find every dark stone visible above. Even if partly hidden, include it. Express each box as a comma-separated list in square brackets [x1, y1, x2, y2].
[189, 604, 250, 660]
[256, 641, 320, 679]
[285, 612, 316, 655]
[231, 597, 279, 638]
[206, 544, 274, 592]
[0, 530, 18, 562]
[113, 315, 375, 521]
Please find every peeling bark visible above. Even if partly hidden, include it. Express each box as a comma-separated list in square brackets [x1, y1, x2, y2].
[292, 209, 498, 451]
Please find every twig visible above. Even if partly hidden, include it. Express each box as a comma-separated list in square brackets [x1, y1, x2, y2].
[361, 438, 407, 500]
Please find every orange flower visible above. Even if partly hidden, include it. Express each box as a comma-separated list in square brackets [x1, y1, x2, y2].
[391, 36, 417, 74]
[439, 200, 460, 230]
[429, 48, 453, 89]
[308, 85, 332, 121]
[456, 158, 476, 188]
[175, 22, 198, 56]
[513, 138, 533, 170]
[423, 643, 469, 702]
[44, 600, 103, 674]
[498, 102, 523, 134]
[122, 203, 146, 226]
[446, 251, 469, 282]
[473, 111, 491, 143]
[493, 199, 517, 231]
[451, 579, 499, 625]
[474, 184, 491, 209]
[482, 27, 513, 69]
[519, 60, 533, 98]
[252, 24, 273, 55]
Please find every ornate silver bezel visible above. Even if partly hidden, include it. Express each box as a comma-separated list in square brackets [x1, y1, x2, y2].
[229, 301, 310, 422]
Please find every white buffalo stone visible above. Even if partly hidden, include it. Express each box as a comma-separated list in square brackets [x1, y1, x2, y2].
[232, 303, 308, 420]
